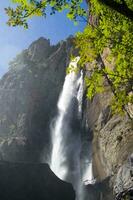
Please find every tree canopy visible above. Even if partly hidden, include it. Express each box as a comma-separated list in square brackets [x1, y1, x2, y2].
[5, 0, 87, 28]
[97, 0, 133, 20]
[5, 0, 133, 117]
[75, 0, 133, 116]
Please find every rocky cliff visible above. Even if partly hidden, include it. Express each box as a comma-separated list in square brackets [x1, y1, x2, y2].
[83, 74, 133, 200]
[0, 37, 73, 162]
[0, 36, 132, 200]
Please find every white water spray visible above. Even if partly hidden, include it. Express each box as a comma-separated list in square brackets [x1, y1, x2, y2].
[50, 57, 80, 180]
[77, 70, 84, 117]
[50, 56, 95, 199]
[83, 160, 96, 185]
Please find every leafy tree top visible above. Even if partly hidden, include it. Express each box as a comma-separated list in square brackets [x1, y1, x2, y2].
[75, 0, 133, 117]
[5, 0, 87, 28]
[4, 0, 133, 118]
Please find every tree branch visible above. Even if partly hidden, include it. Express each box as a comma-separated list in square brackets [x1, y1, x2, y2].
[22, 2, 44, 19]
[97, 55, 132, 119]
[97, 0, 133, 20]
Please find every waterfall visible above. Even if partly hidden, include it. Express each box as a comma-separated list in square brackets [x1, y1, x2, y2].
[83, 160, 96, 185]
[50, 56, 95, 199]
[77, 70, 84, 117]
[50, 56, 80, 180]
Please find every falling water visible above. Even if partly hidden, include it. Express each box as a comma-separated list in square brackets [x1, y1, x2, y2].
[50, 57, 95, 199]
[50, 57, 80, 180]
[77, 70, 84, 117]
[83, 160, 96, 185]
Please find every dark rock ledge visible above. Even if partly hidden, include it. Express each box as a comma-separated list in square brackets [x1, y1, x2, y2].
[0, 161, 75, 200]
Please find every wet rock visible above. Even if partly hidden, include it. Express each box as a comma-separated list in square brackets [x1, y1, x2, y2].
[114, 154, 133, 195]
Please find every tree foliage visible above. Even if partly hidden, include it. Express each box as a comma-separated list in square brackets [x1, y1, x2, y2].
[5, 0, 133, 117]
[5, 0, 87, 28]
[75, 0, 133, 116]
[97, 0, 133, 20]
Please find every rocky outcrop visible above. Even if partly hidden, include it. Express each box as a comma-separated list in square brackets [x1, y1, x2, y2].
[94, 114, 133, 180]
[81, 46, 133, 199]
[0, 37, 74, 162]
[83, 88, 133, 199]
[0, 161, 75, 200]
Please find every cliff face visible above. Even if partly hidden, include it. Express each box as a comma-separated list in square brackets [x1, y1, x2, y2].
[83, 82, 133, 199]
[0, 37, 73, 162]
[0, 36, 132, 199]
[80, 46, 133, 199]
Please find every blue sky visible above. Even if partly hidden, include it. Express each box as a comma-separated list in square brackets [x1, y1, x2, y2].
[0, 0, 87, 77]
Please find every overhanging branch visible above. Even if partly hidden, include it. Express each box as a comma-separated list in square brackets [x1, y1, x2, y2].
[97, 0, 133, 20]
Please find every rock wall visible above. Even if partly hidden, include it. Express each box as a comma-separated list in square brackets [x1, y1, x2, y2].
[83, 86, 133, 199]
[0, 37, 73, 162]
[80, 45, 133, 199]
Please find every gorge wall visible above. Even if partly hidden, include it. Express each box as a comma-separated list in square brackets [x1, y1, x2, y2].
[0, 37, 132, 200]
[0, 37, 74, 163]
[83, 71, 133, 199]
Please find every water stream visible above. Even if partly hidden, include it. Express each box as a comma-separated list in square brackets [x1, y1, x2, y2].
[50, 57, 94, 199]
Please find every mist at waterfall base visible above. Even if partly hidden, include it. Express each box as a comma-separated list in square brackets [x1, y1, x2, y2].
[49, 57, 95, 199]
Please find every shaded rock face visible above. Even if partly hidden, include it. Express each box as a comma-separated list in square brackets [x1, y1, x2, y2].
[82, 48, 133, 199]
[0, 161, 75, 200]
[0, 37, 73, 162]
[83, 89, 133, 199]
[114, 156, 133, 194]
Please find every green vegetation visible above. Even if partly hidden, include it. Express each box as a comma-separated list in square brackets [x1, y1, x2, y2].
[5, 0, 86, 28]
[5, 0, 133, 117]
[75, 0, 133, 116]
